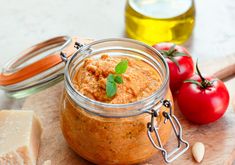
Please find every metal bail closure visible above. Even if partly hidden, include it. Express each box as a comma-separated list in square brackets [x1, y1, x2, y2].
[74, 41, 84, 49]
[147, 100, 189, 163]
[60, 41, 84, 64]
[60, 52, 68, 63]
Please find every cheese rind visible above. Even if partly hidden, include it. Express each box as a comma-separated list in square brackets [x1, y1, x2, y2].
[0, 110, 42, 165]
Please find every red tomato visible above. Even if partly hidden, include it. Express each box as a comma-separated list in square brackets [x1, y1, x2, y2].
[177, 64, 230, 124]
[152, 43, 194, 94]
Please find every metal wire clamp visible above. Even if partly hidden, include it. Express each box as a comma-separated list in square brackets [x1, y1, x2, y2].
[147, 100, 189, 163]
[60, 42, 84, 64]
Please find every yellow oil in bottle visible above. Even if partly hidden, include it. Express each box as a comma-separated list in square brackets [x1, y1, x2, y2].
[125, 0, 195, 45]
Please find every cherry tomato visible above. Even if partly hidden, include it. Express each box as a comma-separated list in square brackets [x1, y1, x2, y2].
[177, 63, 230, 124]
[152, 43, 194, 93]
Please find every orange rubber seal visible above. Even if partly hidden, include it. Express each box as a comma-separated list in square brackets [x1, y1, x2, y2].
[0, 36, 80, 86]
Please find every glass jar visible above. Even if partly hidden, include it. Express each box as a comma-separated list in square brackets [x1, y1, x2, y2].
[125, 0, 196, 45]
[60, 38, 188, 164]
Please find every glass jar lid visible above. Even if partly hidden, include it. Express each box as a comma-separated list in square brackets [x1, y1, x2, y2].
[0, 36, 92, 98]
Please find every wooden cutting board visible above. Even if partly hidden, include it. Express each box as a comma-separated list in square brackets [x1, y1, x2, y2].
[22, 50, 235, 165]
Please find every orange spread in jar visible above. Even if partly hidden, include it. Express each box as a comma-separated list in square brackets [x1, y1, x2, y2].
[60, 54, 173, 164]
[72, 54, 161, 104]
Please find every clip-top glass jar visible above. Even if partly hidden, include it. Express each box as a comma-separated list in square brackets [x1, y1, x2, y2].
[60, 38, 189, 164]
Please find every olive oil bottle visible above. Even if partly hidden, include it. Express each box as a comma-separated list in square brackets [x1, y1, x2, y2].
[125, 0, 195, 45]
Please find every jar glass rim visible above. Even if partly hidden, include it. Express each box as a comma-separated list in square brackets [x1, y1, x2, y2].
[64, 38, 169, 116]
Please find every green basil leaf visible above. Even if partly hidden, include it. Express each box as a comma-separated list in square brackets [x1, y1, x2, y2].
[115, 60, 128, 74]
[107, 74, 115, 82]
[106, 74, 117, 97]
[114, 75, 123, 84]
[106, 60, 128, 97]
[106, 81, 117, 98]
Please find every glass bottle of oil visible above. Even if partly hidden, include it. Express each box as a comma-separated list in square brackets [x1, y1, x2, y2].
[125, 0, 195, 45]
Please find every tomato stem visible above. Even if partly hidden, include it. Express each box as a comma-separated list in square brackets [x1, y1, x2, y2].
[196, 61, 205, 81]
[159, 44, 188, 72]
[195, 61, 213, 88]
[185, 61, 214, 89]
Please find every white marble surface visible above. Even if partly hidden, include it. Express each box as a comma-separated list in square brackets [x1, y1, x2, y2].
[1, 0, 235, 108]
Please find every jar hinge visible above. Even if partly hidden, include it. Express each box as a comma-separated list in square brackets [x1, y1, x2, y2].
[60, 42, 84, 63]
[147, 100, 189, 163]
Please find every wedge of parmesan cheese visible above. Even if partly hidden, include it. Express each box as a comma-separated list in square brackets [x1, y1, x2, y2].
[0, 110, 42, 165]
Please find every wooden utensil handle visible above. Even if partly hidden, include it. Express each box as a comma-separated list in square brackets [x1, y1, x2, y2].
[213, 63, 235, 81]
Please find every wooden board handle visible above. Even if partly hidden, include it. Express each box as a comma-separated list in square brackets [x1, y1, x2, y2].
[213, 63, 235, 80]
